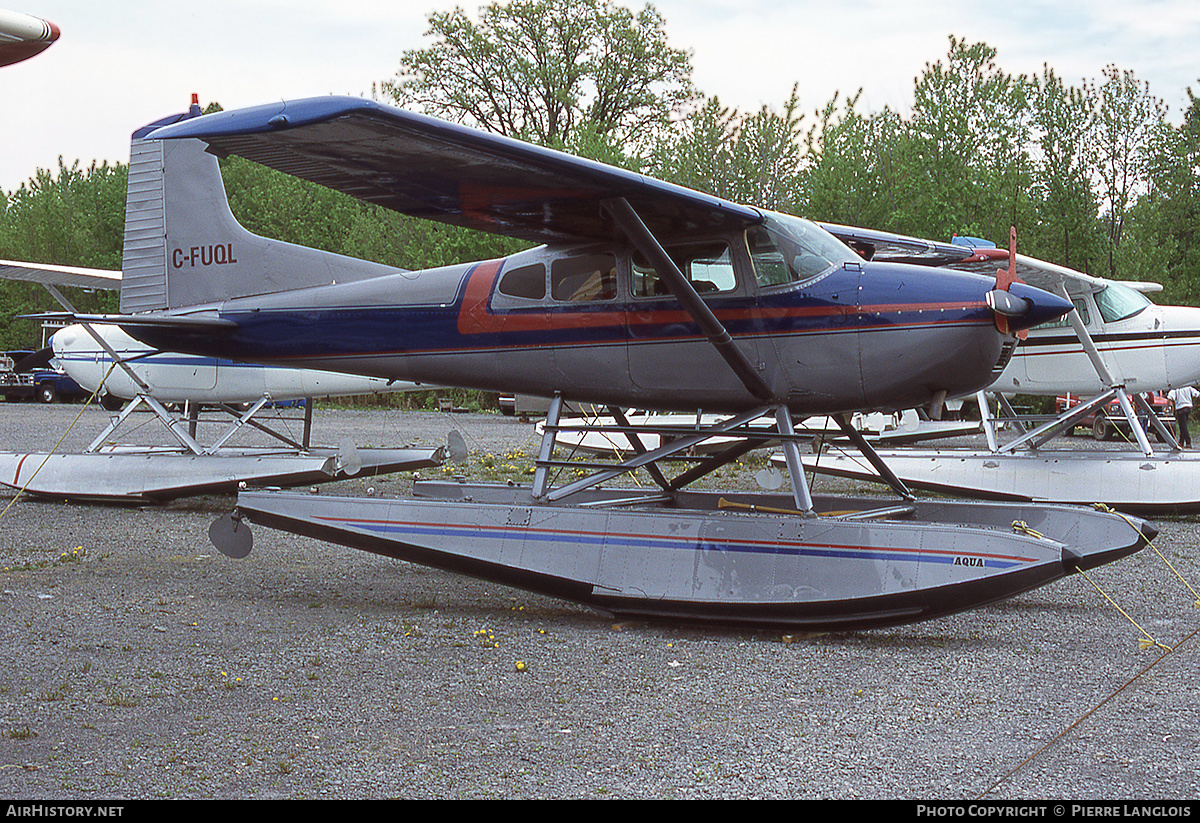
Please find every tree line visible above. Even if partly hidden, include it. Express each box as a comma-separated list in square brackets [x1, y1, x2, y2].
[3, 0, 1198, 351]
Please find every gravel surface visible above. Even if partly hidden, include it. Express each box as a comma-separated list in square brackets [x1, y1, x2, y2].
[1, 403, 1198, 800]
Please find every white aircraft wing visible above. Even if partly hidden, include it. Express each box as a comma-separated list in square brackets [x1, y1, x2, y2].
[0, 260, 121, 290]
[817, 224, 1164, 298]
[947, 253, 1163, 298]
[0, 9, 59, 67]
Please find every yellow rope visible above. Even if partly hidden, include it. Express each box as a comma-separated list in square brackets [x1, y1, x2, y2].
[1011, 520, 1045, 540]
[1092, 502, 1200, 608]
[0, 362, 116, 519]
[983, 504, 1200, 796]
[1076, 566, 1172, 651]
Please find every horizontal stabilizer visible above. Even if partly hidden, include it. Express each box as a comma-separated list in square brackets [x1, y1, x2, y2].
[21, 311, 237, 331]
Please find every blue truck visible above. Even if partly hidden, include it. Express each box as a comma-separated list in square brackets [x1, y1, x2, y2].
[1, 350, 88, 403]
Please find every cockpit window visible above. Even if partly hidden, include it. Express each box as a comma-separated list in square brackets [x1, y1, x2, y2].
[1094, 282, 1151, 323]
[748, 214, 860, 287]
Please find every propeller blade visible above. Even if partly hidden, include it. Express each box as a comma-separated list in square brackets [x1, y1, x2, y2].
[993, 226, 1029, 339]
[995, 226, 1024, 292]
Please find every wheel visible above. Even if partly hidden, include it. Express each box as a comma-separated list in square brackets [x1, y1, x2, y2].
[1092, 418, 1110, 441]
[38, 383, 56, 403]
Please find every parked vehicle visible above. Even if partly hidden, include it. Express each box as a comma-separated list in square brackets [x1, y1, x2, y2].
[1055, 390, 1175, 441]
[1, 351, 88, 403]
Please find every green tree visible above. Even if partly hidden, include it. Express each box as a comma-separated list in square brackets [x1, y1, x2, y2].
[649, 88, 806, 213]
[382, 0, 695, 161]
[726, 87, 807, 213]
[648, 95, 739, 198]
[1089, 65, 1167, 278]
[803, 91, 909, 232]
[0, 159, 126, 350]
[903, 37, 1033, 242]
[1025, 66, 1104, 270]
[1, 158, 126, 270]
[1129, 88, 1200, 303]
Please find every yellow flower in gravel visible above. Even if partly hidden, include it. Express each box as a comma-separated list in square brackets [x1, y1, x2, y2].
[515, 661, 527, 672]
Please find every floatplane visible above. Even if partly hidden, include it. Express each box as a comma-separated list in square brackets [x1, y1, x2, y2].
[0, 262, 445, 502]
[791, 225, 1200, 514]
[23, 94, 1159, 630]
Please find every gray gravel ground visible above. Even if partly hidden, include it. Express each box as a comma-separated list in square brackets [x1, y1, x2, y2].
[1, 403, 1198, 800]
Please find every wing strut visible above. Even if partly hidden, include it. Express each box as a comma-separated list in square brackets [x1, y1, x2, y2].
[830, 414, 914, 500]
[601, 197, 774, 403]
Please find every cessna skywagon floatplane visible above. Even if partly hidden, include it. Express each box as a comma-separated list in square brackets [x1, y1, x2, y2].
[794, 225, 1200, 513]
[0, 261, 444, 502]
[36, 95, 1158, 630]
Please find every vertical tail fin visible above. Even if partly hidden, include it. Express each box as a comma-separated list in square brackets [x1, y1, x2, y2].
[119, 98, 398, 314]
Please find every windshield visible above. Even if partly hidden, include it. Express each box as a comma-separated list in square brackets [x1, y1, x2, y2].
[749, 214, 861, 287]
[1094, 282, 1152, 323]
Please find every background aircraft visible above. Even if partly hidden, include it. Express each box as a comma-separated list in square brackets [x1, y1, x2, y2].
[49, 322, 425, 410]
[820, 224, 1200, 399]
[0, 261, 443, 503]
[0, 259, 425, 409]
[795, 225, 1200, 510]
[0, 8, 57, 67]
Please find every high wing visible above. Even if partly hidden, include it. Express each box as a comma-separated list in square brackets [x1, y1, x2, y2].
[0, 260, 121, 290]
[819, 223, 1165, 298]
[941, 238, 1156, 299]
[955, 253, 1165, 299]
[817, 222, 991, 267]
[145, 96, 763, 245]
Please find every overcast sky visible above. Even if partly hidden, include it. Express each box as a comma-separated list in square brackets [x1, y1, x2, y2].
[3, 0, 1200, 193]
